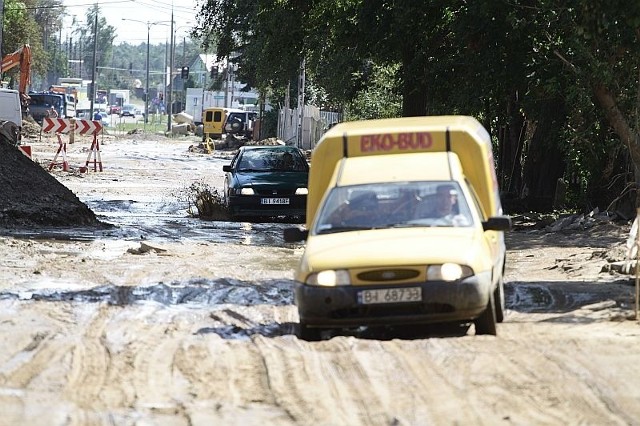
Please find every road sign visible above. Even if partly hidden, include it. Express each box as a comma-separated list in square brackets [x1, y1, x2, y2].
[42, 118, 71, 134]
[75, 119, 103, 135]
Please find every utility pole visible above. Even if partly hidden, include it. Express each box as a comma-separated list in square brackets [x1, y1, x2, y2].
[167, 10, 174, 132]
[0, 0, 4, 72]
[164, 38, 168, 111]
[89, 9, 98, 118]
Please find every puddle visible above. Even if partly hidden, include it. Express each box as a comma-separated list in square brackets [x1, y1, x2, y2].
[0, 279, 294, 306]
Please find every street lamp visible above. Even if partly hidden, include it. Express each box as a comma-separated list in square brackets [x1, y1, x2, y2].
[122, 18, 169, 130]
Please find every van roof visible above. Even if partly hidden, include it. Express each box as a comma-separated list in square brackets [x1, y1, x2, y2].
[335, 152, 464, 186]
[203, 107, 246, 113]
[307, 116, 501, 227]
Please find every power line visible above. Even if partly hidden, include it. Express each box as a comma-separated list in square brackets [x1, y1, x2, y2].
[6, 0, 136, 11]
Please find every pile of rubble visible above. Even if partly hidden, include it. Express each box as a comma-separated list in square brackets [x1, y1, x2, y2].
[510, 208, 627, 232]
[21, 117, 43, 140]
[0, 129, 102, 229]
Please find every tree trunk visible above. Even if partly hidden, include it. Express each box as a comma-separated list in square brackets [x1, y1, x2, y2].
[520, 97, 567, 211]
[400, 48, 428, 117]
[592, 83, 640, 207]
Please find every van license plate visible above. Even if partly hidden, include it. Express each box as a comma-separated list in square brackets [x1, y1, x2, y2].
[261, 198, 289, 205]
[358, 287, 422, 305]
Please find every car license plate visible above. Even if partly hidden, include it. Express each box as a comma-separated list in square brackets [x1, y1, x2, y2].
[261, 198, 290, 205]
[358, 287, 422, 305]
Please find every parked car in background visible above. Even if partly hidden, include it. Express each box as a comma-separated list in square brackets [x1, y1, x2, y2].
[134, 106, 145, 119]
[109, 105, 122, 115]
[223, 145, 309, 220]
[120, 104, 136, 118]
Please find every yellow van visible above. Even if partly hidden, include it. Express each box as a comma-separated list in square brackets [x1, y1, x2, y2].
[202, 107, 257, 141]
[202, 107, 227, 140]
[284, 116, 512, 340]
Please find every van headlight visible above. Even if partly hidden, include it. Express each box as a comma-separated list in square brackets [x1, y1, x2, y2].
[295, 187, 308, 195]
[306, 270, 350, 286]
[239, 188, 255, 195]
[427, 264, 473, 281]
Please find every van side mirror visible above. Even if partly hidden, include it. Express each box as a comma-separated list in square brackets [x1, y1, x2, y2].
[284, 227, 308, 242]
[482, 216, 512, 231]
[223, 165, 232, 172]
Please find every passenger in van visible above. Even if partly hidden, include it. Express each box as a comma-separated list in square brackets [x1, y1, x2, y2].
[327, 191, 385, 228]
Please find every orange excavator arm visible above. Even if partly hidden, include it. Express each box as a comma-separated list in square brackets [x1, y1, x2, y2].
[1, 44, 32, 95]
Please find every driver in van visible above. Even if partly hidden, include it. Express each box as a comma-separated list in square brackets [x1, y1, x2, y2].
[415, 184, 470, 226]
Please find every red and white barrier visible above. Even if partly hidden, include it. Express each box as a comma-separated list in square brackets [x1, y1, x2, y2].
[48, 134, 69, 171]
[42, 117, 104, 172]
[18, 145, 32, 158]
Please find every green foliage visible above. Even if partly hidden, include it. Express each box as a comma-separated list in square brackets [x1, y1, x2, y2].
[2, 0, 48, 79]
[78, 5, 116, 85]
[346, 63, 401, 120]
[260, 109, 279, 139]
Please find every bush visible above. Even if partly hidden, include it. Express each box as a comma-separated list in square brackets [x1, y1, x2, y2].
[182, 180, 231, 220]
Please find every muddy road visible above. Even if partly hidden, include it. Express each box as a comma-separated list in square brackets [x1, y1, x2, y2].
[1, 134, 639, 425]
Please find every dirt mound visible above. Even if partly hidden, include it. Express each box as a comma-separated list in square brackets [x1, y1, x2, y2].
[22, 118, 42, 139]
[0, 133, 101, 228]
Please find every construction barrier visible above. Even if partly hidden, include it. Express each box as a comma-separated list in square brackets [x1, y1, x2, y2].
[48, 134, 69, 171]
[42, 117, 104, 172]
[18, 145, 32, 158]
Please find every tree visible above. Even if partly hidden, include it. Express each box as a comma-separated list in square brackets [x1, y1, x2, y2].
[2, 0, 48, 81]
[78, 5, 116, 90]
[193, 0, 640, 212]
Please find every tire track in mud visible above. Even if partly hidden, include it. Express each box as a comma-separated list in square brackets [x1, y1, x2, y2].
[386, 332, 637, 425]
[0, 302, 77, 389]
[253, 335, 428, 425]
[524, 335, 640, 425]
[64, 304, 115, 409]
[171, 336, 294, 424]
[253, 330, 640, 426]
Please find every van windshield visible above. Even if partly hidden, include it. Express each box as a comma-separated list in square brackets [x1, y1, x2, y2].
[314, 181, 475, 234]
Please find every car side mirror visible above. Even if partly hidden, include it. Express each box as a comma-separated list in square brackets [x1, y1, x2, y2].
[284, 227, 308, 242]
[223, 165, 232, 172]
[482, 216, 512, 231]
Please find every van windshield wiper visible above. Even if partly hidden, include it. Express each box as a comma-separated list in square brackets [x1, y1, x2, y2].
[316, 225, 374, 234]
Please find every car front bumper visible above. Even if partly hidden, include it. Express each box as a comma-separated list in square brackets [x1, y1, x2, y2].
[295, 276, 491, 328]
[228, 195, 306, 218]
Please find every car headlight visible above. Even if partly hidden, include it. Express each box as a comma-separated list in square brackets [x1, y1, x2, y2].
[295, 187, 308, 195]
[306, 269, 351, 286]
[239, 188, 255, 195]
[426, 264, 473, 281]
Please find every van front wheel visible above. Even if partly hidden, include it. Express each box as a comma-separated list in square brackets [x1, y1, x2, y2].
[474, 293, 497, 336]
[494, 277, 505, 323]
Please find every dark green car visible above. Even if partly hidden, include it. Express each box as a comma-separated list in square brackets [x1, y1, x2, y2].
[223, 145, 309, 220]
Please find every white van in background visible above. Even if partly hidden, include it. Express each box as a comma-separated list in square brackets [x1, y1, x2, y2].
[0, 88, 23, 143]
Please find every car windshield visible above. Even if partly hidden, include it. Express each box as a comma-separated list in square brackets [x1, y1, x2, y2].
[237, 149, 308, 172]
[314, 181, 475, 234]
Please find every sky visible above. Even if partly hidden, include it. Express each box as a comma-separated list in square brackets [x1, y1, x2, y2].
[61, 0, 200, 45]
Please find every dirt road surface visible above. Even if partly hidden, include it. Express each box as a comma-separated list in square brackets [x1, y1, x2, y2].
[1, 134, 639, 425]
